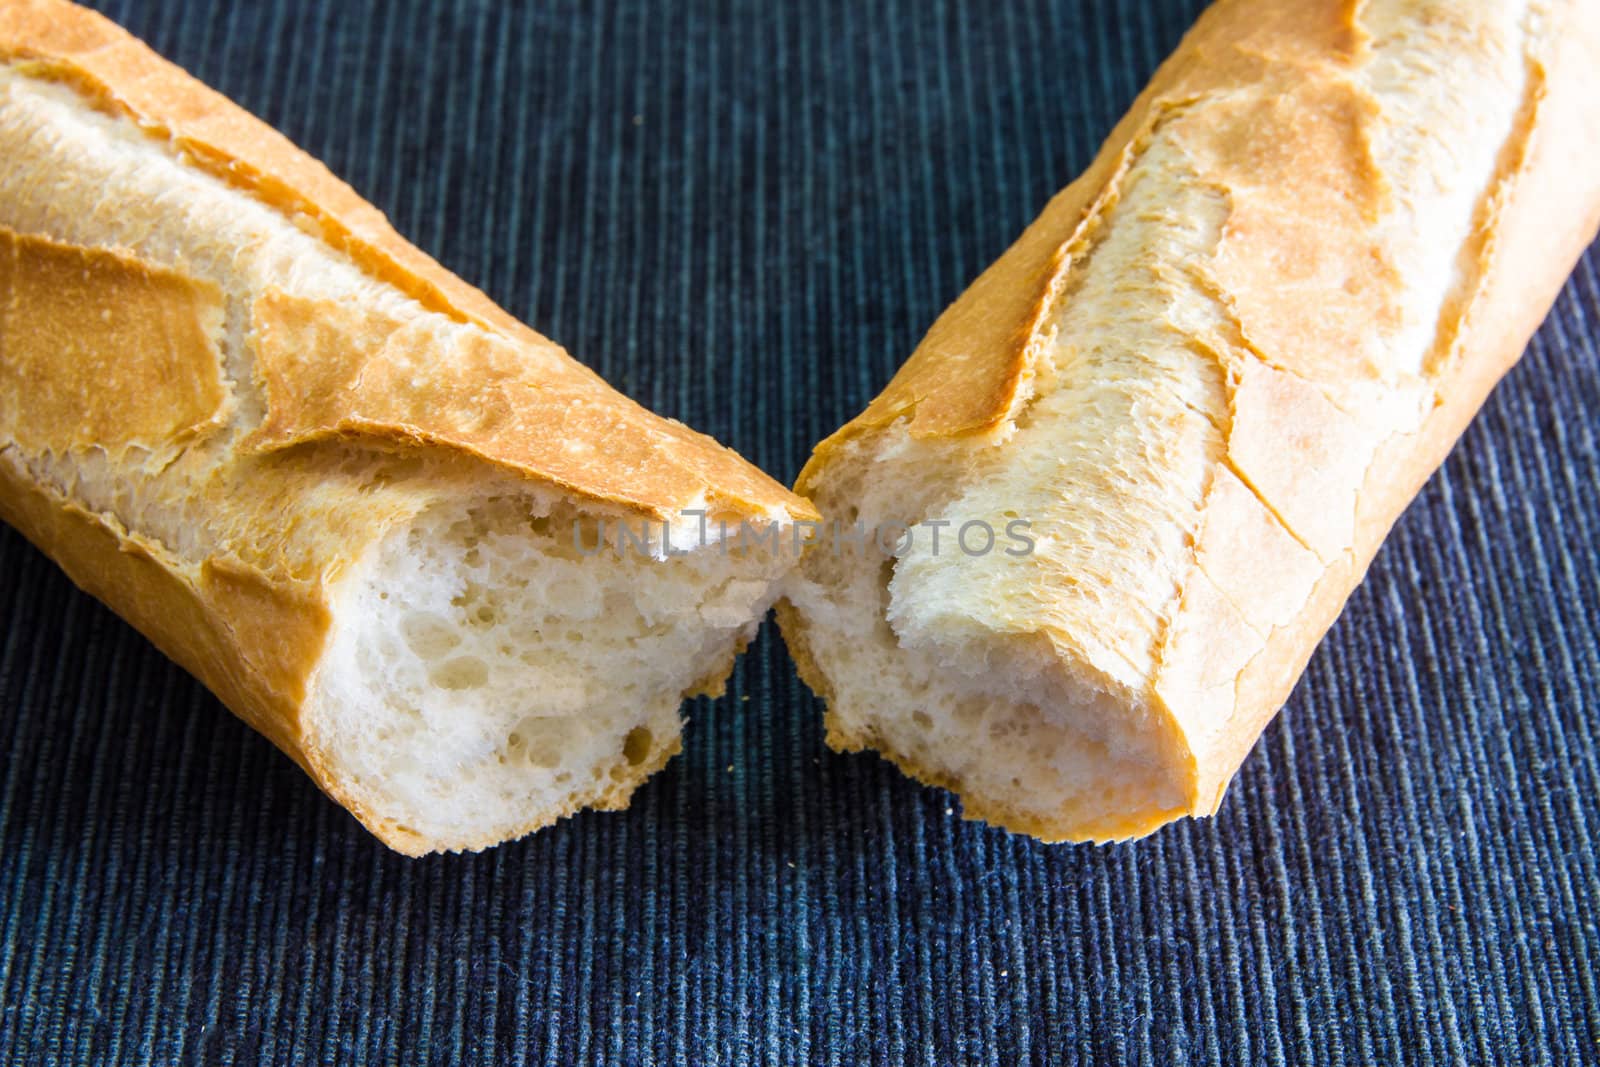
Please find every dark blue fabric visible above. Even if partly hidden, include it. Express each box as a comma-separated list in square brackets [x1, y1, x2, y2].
[2, 1, 1597, 1062]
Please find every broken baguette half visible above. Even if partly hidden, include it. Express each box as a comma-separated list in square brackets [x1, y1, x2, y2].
[779, 0, 1600, 841]
[0, 0, 814, 855]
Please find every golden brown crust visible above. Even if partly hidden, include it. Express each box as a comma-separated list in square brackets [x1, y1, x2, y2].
[789, 0, 1600, 836]
[1170, 0, 1600, 812]
[0, 0, 809, 853]
[0, 223, 703, 855]
[0, 458, 331, 765]
[245, 289, 801, 521]
[796, 5, 1365, 460]
[0, 0, 812, 524]
[0, 226, 231, 456]
[0, 455, 694, 856]
[0, 0, 523, 336]
[797, 0, 1387, 476]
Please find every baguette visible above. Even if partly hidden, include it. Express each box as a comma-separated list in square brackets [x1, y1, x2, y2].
[779, 0, 1600, 841]
[0, 0, 813, 855]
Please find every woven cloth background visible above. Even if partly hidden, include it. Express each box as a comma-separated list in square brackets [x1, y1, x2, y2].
[2, 1, 1597, 1063]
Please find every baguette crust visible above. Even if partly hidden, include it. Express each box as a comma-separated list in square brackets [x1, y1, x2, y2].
[0, 0, 811, 853]
[783, 0, 1600, 836]
[0, 0, 810, 523]
[1, 227, 230, 454]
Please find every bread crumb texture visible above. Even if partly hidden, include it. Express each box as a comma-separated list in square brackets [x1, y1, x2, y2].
[0, 0, 807, 853]
[784, 0, 1600, 840]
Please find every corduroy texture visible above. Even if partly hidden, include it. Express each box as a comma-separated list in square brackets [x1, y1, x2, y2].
[1, 1, 1596, 1063]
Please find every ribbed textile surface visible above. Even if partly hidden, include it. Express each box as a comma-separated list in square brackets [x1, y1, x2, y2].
[2, 1, 1597, 1063]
